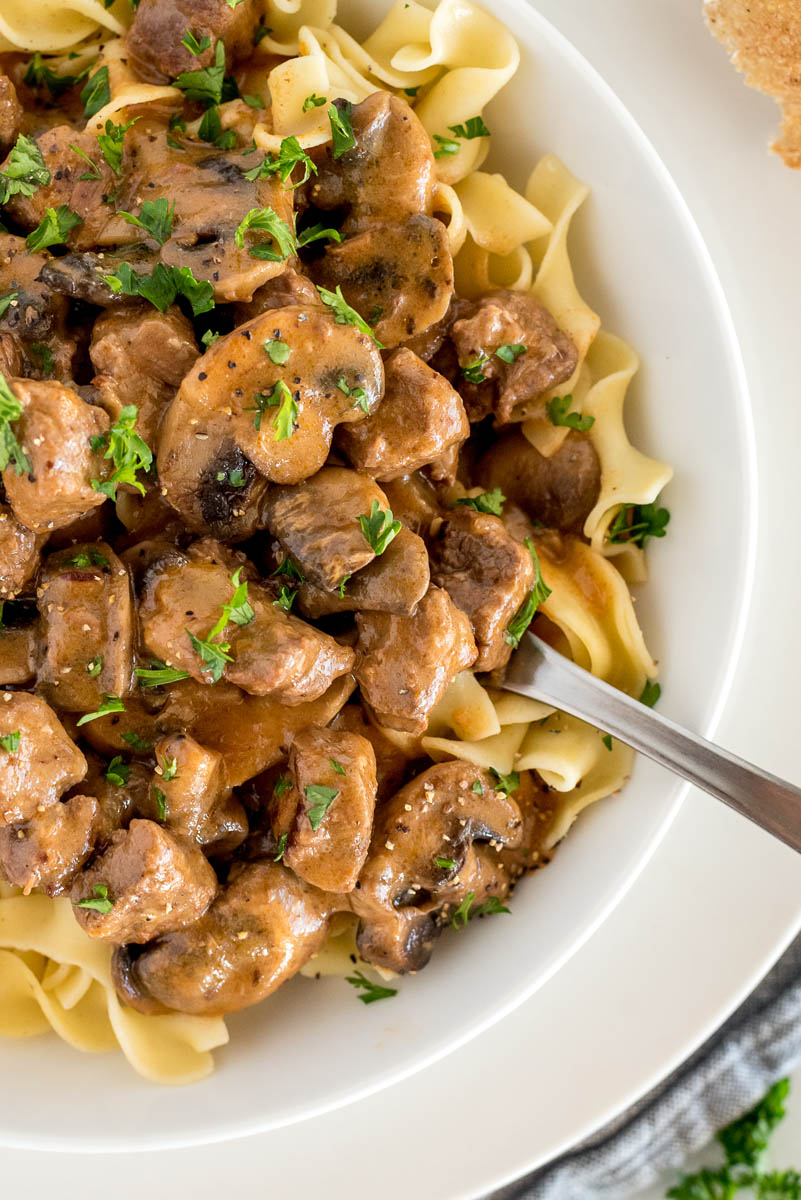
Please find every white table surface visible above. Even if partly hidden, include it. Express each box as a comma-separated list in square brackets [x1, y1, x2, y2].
[6, 0, 801, 1195]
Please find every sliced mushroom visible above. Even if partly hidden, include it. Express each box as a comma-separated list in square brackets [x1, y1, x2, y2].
[37, 541, 135, 712]
[296, 526, 430, 619]
[111, 861, 335, 1016]
[0, 693, 87, 825]
[273, 725, 377, 893]
[126, 0, 262, 85]
[476, 428, 601, 535]
[38, 251, 147, 308]
[352, 761, 523, 972]
[157, 306, 384, 517]
[310, 215, 454, 349]
[1, 379, 110, 532]
[337, 348, 468, 480]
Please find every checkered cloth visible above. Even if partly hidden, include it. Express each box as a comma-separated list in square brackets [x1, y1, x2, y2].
[492, 935, 801, 1199]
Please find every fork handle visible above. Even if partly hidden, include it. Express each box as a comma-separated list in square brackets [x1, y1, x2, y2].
[503, 634, 801, 855]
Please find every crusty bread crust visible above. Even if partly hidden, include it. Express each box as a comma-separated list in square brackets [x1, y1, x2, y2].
[706, 0, 801, 168]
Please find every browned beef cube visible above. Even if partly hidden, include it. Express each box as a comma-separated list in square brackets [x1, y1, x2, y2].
[0, 693, 86, 825]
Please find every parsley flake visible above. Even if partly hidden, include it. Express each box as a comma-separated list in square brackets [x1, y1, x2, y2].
[274, 831, 288, 860]
[495, 342, 526, 363]
[0, 292, 18, 319]
[121, 731, 154, 752]
[461, 353, 489, 383]
[135, 662, 190, 688]
[153, 787, 167, 821]
[306, 783, 338, 831]
[74, 884, 113, 914]
[473, 896, 511, 917]
[244, 137, 317, 187]
[602, 734, 613, 751]
[505, 539, 551, 648]
[346, 970, 397, 1004]
[235, 206, 296, 261]
[545, 393, 595, 432]
[0, 731, 20, 754]
[23, 52, 77, 98]
[96, 117, 138, 175]
[86, 656, 103, 678]
[448, 116, 490, 140]
[273, 585, 296, 613]
[160, 756, 179, 782]
[608, 500, 670, 548]
[81, 66, 110, 120]
[264, 338, 291, 365]
[454, 488, 505, 516]
[640, 680, 661, 707]
[26, 205, 83, 252]
[119, 197, 175, 246]
[317, 285, 384, 346]
[181, 29, 211, 55]
[274, 774, 292, 800]
[358, 499, 401, 557]
[173, 40, 225, 106]
[64, 549, 108, 568]
[0, 373, 32, 476]
[490, 768, 519, 795]
[90, 404, 153, 499]
[76, 694, 125, 726]
[303, 93, 326, 112]
[105, 756, 129, 787]
[103, 262, 214, 315]
[330, 758, 346, 776]
[249, 380, 298, 440]
[433, 134, 460, 159]
[436, 856, 456, 870]
[0, 134, 50, 204]
[328, 101, 355, 157]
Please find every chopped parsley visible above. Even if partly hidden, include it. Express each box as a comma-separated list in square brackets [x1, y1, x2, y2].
[201, 329, 221, 349]
[153, 787, 167, 821]
[403, 85, 420, 97]
[25, 205, 83, 252]
[81, 66, 110, 120]
[274, 831, 288, 860]
[346, 970, 397, 1005]
[317, 285, 383, 346]
[160, 756, 179, 782]
[358, 499, 401, 557]
[76, 695, 125, 726]
[74, 884, 113, 914]
[187, 629, 233, 683]
[0, 373, 32, 476]
[451, 892, 474, 930]
[105, 756, 129, 787]
[328, 101, 355, 157]
[473, 897, 511, 917]
[490, 768, 520, 795]
[254, 24, 272, 44]
[96, 117, 138, 175]
[330, 758, 346, 776]
[243, 93, 265, 109]
[64, 549, 108, 568]
[86, 656, 103, 678]
[181, 29, 211, 55]
[495, 342, 526, 363]
[249, 380, 298, 440]
[0, 731, 20, 754]
[23, 53, 78, 99]
[303, 93, 326, 111]
[602, 734, 613, 751]
[119, 197, 175, 246]
[173, 40, 225, 106]
[451, 891, 510, 930]
[436, 856, 456, 870]
[608, 500, 671, 548]
[433, 134, 460, 159]
[338, 575, 350, 597]
[640, 680, 661, 707]
[197, 105, 236, 149]
[0, 134, 50, 204]
[244, 137, 316, 187]
[305, 783, 339, 831]
[135, 662, 190, 687]
[454, 488, 505, 516]
[0, 292, 18, 319]
[461, 354, 489, 383]
[545, 393, 595, 432]
[121, 731, 154, 752]
[90, 404, 153, 499]
[264, 338, 291, 365]
[273, 585, 296, 612]
[472, 780, 483, 795]
[296, 222, 341, 248]
[70, 143, 102, 181]
[104, 262, 214, 315]
[274, 773, 292, 800]
[504, 539, 551, 648]
[235, 206, 296, 261]
[272, 557, 305, 582]
[336, 376, 368, 412]
[448, 116, 490, 140]
[186, 568, 254, 683]
[226, 0, 246, 7]
[30, 342, 54, 375]
[216, 467, 246, 487]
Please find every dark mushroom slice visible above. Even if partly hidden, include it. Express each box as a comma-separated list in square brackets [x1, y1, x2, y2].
[151, 731, 248, 854]
[262, 466, 389, 591]
[138, 539, 354, 702]
[0, 234, 75, 374]
[498, 770, 561, 879]
[0, 76, 22, 153]
[337, 347, 468, 480]
[310, 214, 454, 349]
[0, 693, 87, 826]
[0, 793, 99, 896]
[354, 585, 478, 734]
[1, 379, 110, 533]
[429, 508, 535, 671]
[310, 92, 437, 233]
[89, 304, 198, 448]
[0, 502, 44, 599]
[476, 427, 601, 535]
[295, 526, 429, 619]
[449, 289, 579, 424]
[71, 818, 217, 943]
[112, 861, 336, 1016]
[0, 600, 38, 687]
[157, 305, 384, 515]
[126, 0, 262, 85]
[37, 251, 149, 308]
[273, 725, 377, 893]
[37, 541, 135, 712]
[352, 761, 523, 972]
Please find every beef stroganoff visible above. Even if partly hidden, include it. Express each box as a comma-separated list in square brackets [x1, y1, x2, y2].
[0, 0, 672, 1082]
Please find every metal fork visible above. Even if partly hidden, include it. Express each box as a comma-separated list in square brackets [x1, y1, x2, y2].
[503, 633, 801, 854]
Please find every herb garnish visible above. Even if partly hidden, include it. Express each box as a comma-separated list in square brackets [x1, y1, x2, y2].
[336, 376, 368, 412]
[104, 262, 214, 315]
[274, 773, 292, 800]
[317, 285, 384, 346]
[545, 393, 595, 432]
[328, 101, 355, 157]
[96, 117, 138, 175]
[608, 500, 670, 548]
[461, 354, 489, 383]
[449, 116, 490, 140]
[65, 549, 108, 568]
[105, 756, 129, 786]
[296, 222, 341, 248]
[330, 758, 346, 776]
[186, 568, 254, 683]
[153, 787, 167, 821]
[30, 342, 54, 374]
[76, 695, 125, 726]
[358, 499, 401, 557]
[495, 342, 526, 363]
[0, 731, 20, 754]
[86, 656, 103, 678]
[160, 756, 179, 782]
[244, 137, 317, 187]
[74, 884, 113, 914]
[305, 783, 338, 831]
[197, 105, 236, 149]
[81, 66, 110, 120]
[346, 970, 397, 1004]
[273, 585, 296, 612]
[0, 292, 18, 319]
[0, 373, 31, 476]
[264, 338, 291, 365]
[23, 52, 77, 98]
[173, 40, 225, 106]
[181, 29, 211, 55]
[119, 197, 175, 246]
[121, 731, 154, 752]
[248, 380, 298, 440]
[0, 134, 50, 204]
[25, 205, 82, 252]
[436, 856, 456, 870]
[274, 832, 288, 860]
[433, 134, 460, 159]
[474, 897, 511, 917]
[489, 768, 520, 796]
[135, 662, 191, 688]
[472, 780, 483, 795]
[454, 488, 505, 516]
[303, 93, 326, 112]
[640, 680, 661, 708]
[235, 206, 296, 260]
[504, 539, 551, 648]
[451, 891, 509, 930]
[602, 734, 613, 751]
[91, 404, 153, 499]
[272, 557, 305, 582]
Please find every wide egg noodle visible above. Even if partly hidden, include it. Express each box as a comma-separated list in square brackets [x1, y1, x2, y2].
[0, 0, 126, 53]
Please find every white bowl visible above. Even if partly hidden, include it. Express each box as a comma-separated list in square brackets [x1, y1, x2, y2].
[0, 0, 755, 1152]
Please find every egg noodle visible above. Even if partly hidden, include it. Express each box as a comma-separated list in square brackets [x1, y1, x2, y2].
[0, 0, 672, 1081]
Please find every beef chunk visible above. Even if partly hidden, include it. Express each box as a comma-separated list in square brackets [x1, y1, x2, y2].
[112, 861, 333, 1016]
[0, 235, 72, 370]
[89, 304, 198, 447]
[296, 525, 429, 618]
[236, 266, 320, 322]
[1, 380, 110, 532]
[263, 466, 390, 591]
[429, 508, 534, 671]
[152, 732, 247, 853]
[476, 428, 601, 535]
[450, 289, 578, 423]
[273, 726, 377, 893]
[0, 503, 42, 598]
[0, 611, 38, 686]
[311, 215, 454, 349]
[380, 471, 442, 538]
[0, 793, 98, 895]
[139, 541, 354, 702]
[37, 542, 134, 712]
[337, 348, 468, 480]
[126, 0, 261, 85]
[0, 77, 22, 152]
[71, 818, 217, 943]
[0, 693, 87, 825]
[354, 586, 477, 733]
